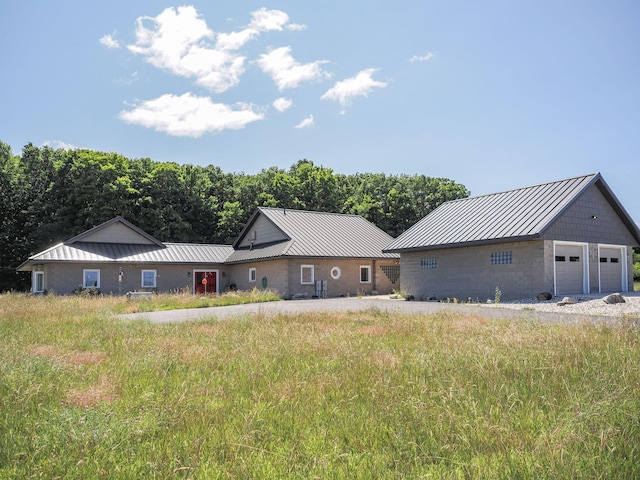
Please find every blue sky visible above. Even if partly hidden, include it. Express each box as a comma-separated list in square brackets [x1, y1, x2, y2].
[2, 1, 639, 224]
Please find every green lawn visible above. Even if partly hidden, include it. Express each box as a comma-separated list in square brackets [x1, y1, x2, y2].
[1, 294, 640, 478]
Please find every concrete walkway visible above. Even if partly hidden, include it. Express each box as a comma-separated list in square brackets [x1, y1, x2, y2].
[116, 296, 630, 325]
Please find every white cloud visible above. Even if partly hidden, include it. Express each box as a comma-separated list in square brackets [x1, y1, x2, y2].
[273, 97, 293, 112]
[42, 140, 80, 150]
[119, 92, 264, 137]
[295, 115, 314, 129]
[257, 46, 330, 90]
[249, 7, 290, 32]
[409, 51, 434, 62]
[321, 68, 387, 113]
[99, 33, 120, 49]
[287, 23, 307, 31]
[126, 6, 303, 93]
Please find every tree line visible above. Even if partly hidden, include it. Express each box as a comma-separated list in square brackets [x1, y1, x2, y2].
[0, 141, 470, 291]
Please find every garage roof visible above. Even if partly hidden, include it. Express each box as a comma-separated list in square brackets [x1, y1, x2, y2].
[384, 173, 640, 253]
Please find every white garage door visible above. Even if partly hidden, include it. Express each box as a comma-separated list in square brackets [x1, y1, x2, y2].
[599, 247, 623, 293]
[555, 245, 584, 295]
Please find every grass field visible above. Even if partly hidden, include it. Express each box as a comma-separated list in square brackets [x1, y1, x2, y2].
[1, 293, 640, 478]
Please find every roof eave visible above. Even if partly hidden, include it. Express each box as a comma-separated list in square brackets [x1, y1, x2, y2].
[385, 234, 542, 253]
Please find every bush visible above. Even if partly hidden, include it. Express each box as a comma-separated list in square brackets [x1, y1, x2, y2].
[72, 285, 102, 296]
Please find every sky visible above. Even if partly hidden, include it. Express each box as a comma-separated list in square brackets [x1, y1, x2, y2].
[2, 1, 639, 224]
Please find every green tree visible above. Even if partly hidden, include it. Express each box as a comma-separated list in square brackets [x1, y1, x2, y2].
[0, 142, 30, 290]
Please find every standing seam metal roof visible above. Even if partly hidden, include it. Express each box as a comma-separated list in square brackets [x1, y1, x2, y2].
[18, 242, 233, 269]
[226, 207, 398, 262]
[384, 173, 603, 252]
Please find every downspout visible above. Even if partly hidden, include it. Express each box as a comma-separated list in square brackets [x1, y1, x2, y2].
[372, 259, 377, 292]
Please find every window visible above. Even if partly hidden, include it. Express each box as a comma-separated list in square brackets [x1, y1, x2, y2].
[34, 271, 44, 293]
[420, 257, 437, 269]
[490, 251, 512, 265]
[360, 266, 371, 283]
[570, 256, 580, 262]
[249, 267, 257, 282]
[330, 266, 341, 280]
[141, 270, 157, 288]
[611, 257, 619, 263]
[555, 256, 566, 262]
[599, 257, 608, 263]
[83, 269, 100, 288]
[301, 265, 314, 285]
[380, 265, 400, 284]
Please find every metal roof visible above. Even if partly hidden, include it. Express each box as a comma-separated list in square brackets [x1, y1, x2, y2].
[17, 242, 233, 270]
[226, 207, 398, 263]
[384, 173, 640, 252]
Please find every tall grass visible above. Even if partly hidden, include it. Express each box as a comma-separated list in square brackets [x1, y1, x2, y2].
[1, 294, 640, 478]
[115, 288, 281, 314]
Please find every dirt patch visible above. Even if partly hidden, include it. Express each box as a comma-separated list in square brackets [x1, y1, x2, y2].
[30, 345, 107, 367]
[65, 375, 118, 408]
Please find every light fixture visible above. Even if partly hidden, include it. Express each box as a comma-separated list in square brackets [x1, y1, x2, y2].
[591, 215, 598, 219]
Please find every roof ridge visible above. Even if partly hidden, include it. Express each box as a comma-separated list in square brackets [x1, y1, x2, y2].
[447, 173, 599, 204]
[259, 206, 361, 218]
[164, 242, 233, 247]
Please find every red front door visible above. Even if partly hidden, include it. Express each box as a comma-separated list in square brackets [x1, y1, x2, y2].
[194, 271, 217, 294]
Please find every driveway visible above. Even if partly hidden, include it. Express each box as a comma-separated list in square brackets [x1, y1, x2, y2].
[117, 296, 631, 325]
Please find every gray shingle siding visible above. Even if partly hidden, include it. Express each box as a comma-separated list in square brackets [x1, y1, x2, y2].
[541, 184, 638, 245]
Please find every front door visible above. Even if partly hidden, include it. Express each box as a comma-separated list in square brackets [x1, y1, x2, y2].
[194, 271, 217, 294]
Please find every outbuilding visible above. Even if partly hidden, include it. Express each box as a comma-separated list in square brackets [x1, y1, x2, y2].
[384, 173, 640, 301]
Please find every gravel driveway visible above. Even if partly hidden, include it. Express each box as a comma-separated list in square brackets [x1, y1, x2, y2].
[117, 293, 640, 325]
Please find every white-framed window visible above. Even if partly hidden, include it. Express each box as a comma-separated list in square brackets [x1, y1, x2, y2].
[330, 266, 341, 280]
[301, 265, 315, 285]
[360, 265, 371, 283]
[34, 271, 45, 293]
[141, 270, 157, 288]
[249, 267, 257, 282]
[83, 269, 100, 288]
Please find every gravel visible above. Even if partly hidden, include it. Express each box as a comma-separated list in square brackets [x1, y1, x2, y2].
[486, 292, 640, 317]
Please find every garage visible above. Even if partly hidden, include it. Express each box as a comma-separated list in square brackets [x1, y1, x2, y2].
[599, 246, 624, 293]
[555, 244, 586, 295]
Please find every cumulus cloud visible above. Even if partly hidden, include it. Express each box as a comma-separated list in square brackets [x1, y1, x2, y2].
[119, 92, 264, 137]
[257, 46, 330, 90]
[409, 51, 434, 62]
[127, 6, 300, 93]
[295, 115, 314, 128]
[273, 97, 293, 112]
[42, 140, 80, 150]
[99, 34, 120, 49]
[321, 68, 387, 113]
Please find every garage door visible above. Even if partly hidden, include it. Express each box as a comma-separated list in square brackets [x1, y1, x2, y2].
[555, 245, 584, 295]
[599, 247, 623, 293]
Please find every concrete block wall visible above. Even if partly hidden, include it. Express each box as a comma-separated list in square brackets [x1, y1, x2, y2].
[230, 258, 384, 299]
[38, 263, 229, 295]
[400, 240, 548, 302]
[227, 259, 290, 297]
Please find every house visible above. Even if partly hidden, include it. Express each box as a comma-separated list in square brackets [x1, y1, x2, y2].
[17, 207, 400, 298]
[384, 173, 640, 301]
[16, 217, 234, 295]
[224, 207, 400, 299]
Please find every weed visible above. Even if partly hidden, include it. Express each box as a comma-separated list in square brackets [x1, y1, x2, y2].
[2, 294, 640, 478]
